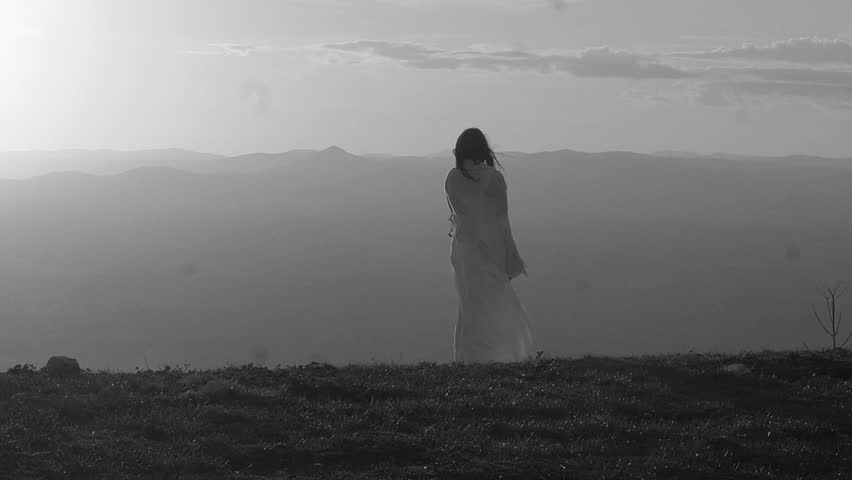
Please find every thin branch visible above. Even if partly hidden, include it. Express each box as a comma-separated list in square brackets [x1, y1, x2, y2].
[837, 311, 843, 336]
[840, 329, 852, 349]
[813, 306, 833, 336]
[830, 291, 838, 335]
[809, 284, 851, 351]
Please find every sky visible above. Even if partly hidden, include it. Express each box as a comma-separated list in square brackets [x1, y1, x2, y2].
[2, 0, 852, 157]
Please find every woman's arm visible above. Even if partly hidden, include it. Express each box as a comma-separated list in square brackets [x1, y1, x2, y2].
[505, 222, 527, 279]
[495, 172, 527, 279]
[446, 194, 455, 237]
[445, 169, 460, 237]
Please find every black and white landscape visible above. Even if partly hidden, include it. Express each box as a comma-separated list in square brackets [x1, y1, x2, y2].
[6, 2, 852, 478]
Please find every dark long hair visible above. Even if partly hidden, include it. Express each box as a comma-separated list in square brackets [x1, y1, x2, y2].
[454, 127, 501, 181]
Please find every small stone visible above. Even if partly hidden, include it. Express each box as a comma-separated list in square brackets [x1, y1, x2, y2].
[178, 389, 199, 401]
[197, 380, 240, 401]
[721, 363, 751, 376]
[43, 356, 81, 377]
[178, 373, 208, 387]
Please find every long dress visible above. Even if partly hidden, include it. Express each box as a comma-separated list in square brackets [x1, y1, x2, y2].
[445, 160, 535, 363]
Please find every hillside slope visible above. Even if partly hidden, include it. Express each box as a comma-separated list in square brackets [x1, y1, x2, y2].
[1, 350, 850, 479]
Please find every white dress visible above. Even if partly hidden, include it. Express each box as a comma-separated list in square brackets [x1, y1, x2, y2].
[445, 160, 535, 363]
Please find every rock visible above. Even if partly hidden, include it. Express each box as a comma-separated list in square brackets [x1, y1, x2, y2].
[178, 373, 209, 387]
[43, 356, 81, 377]
[197, 380, 241, 401]
[0, 373, 18, 400]
[721, 363, 751, 376]
[178, 389, 199, 401]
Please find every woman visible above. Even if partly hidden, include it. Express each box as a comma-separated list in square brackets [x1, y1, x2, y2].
[445, 127, 535, 363]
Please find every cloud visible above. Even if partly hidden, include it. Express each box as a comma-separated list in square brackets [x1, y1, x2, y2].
[670, 38, 852, 110]
[322, 40, 694, 79]
[621, 88, 678, 105]
[375, 0, 582, 10]
[320, 38, 852, 109]
[206, 36, 852, 112]
[741, 67, 852, 86]
[212, 43, 265, 56]
[185, 42, 274, 56]
[568, 47, 695, 79]
[677, 37, 852, 65]
[328, 40, 436, 60]
[695, 81, 852, 110]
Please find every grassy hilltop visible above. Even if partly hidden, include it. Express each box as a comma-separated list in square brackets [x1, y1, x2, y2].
[1, 351, 851, 479]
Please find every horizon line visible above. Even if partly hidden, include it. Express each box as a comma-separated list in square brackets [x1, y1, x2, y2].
[2, 146, 852, 160]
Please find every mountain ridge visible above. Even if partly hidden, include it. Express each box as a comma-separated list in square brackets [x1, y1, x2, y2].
[3, 146, 852, 179]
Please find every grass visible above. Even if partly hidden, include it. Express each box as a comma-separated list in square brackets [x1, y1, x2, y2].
[1, 350, 851, 479]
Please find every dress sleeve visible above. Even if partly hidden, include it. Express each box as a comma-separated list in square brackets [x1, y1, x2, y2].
[497, 171, 527, 278]
[492, 170, 509, 219]
[445, 169, 460, 237]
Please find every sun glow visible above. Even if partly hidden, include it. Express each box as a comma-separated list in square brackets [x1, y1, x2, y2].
[0, 1, 108, 153]
[1, 1, 52, 95]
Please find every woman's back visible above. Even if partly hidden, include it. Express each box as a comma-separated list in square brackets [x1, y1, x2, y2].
[446, 127, 534, 363]
[446, 162, 514, 285]
[445, 164, 507, 238]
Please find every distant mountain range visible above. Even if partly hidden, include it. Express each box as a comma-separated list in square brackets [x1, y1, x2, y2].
[0, 148, 221, 179]
[1, 147, 851, 370]
[0, 147, 354, 179]
[3, 147, 850, 180]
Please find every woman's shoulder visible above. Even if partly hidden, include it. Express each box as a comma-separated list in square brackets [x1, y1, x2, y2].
[446, 166, 504, 183]
[445, 168, 458, 191]
[488, 168, 506, 189]
[445, 167, 464, 184]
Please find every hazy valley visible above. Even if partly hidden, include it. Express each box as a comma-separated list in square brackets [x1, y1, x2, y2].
[1, 148, 851, 370]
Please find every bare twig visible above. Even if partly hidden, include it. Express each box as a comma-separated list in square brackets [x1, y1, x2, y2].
[840, 329, 852, 349]
[812, 307, 833, 337]
[808, 282, 851, 352]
